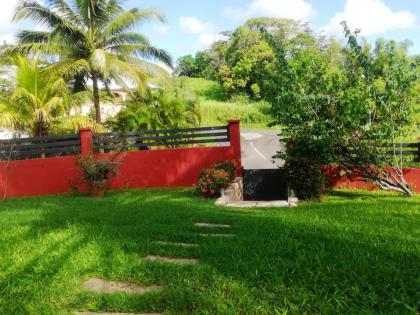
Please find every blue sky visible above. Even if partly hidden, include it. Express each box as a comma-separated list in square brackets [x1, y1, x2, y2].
[1, 0, 419, 61]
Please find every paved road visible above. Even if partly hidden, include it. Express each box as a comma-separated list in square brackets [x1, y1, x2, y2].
[240, 129, 285, 169]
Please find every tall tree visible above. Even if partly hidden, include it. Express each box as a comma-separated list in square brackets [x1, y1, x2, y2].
[12, 0, 173, 123]
[264, 24, 417, 196]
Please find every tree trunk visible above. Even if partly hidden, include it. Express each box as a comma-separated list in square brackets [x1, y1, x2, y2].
[92, 75, 101, 123]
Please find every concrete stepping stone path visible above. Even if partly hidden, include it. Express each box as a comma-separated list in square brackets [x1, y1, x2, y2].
[152, 240, 199, 248]
[82, 278, 162, 295]
[76, 313, 161, 315]
[194, 223, 231, 228]
[145, 255, 199, 265]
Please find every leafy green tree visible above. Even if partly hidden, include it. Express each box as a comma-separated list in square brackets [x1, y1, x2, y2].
[197, 18, 324, 100]
[175, 55, 198, 77]
[194, 51, 215, 79]
[175, 51, 215, 79]
[265, 23, 417, 196]
[12, 0, 172, 123]
[0, 55, 98, 136]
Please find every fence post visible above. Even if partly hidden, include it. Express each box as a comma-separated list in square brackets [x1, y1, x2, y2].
[227, 119, 242, 175]
[79, 128, 94, 158]
[417, 137, 420, 163]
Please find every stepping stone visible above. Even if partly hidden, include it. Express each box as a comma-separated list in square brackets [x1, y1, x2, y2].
[144, 255, 199, 265]
[82, 278, 162, 295]
[199, 233, 236, 238]
[152, 240, 199, 248]
[76, 313, 161, 315]
[194, 222, 231, 228]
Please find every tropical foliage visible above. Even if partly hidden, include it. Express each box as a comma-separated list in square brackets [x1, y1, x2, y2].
[106, 84, 201, 132]
[11, 0, 172, 123]
[0, 55, 97, 136]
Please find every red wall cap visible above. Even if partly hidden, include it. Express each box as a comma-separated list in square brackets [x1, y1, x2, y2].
[227, 119, 241, 124]
[79, 127, 93, 132]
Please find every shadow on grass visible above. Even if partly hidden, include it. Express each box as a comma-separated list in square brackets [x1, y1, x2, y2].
[326, 189, 405, 199]
[0, 189, 418, 314]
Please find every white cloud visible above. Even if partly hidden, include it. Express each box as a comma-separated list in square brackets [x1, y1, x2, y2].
[179, 16, 213, 33]
[223, 0, 316, 22]
[0, 0, 19, 28]
[0, 33, 16, 45]
[323, 0, 417, 36]
[199, 32, 228, 46]
[179, 16, 224, 51]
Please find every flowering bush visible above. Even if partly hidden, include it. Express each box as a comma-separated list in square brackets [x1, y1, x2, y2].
[77, 155, 121, 196]
[213, 160, 236, 181]
[194, 161, 236, 198]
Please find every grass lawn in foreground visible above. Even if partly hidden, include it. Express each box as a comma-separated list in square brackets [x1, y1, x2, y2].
[0, 189, 418, 314]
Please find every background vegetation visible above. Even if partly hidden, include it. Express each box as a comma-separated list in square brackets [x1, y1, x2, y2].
[178, 77, 275, 129]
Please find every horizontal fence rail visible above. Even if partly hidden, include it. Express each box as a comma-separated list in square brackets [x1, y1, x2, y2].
[0, 134, 81, 161]
[384, 142, 420, 163]
[93, 125, 230, 153]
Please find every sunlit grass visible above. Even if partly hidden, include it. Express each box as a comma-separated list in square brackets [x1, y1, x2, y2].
[0, 189, 418, 314]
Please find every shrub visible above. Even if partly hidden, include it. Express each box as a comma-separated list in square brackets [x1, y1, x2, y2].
[194, 160, 236, 198]
[77, 155, 120, 196]
[286, 158, 324, 201]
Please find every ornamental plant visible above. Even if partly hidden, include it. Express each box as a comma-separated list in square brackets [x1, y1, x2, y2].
[213, 160, 236, 181]
[77, 155, 121, 196]
[194, 160, 236, 198]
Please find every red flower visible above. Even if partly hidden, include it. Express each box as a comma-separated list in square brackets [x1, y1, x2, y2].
[210, 189, 215, 195]
[201, 188, 206, 193]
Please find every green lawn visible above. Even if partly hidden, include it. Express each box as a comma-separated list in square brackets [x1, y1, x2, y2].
[0, 189, 419, 314]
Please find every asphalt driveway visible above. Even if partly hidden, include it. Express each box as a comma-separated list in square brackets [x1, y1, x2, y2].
[240, 129, 285, 169]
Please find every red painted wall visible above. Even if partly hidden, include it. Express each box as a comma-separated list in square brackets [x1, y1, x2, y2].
[0, 121, 242, 198]
[108, 146, 238, 189]
[324, 166, 420, 193]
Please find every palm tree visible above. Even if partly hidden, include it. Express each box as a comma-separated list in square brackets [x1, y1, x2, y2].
[12, 0, 172, 123]
[0, 55, 99, 137]
[108, 88, 201, 132]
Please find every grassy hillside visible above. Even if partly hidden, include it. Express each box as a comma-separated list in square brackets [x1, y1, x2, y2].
[178, 77, 275, 129]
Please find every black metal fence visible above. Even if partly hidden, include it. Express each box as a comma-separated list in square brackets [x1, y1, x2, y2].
[0, 134, 81, 161]
[384, 142, 420, 163]
[93, 125, 230, 153]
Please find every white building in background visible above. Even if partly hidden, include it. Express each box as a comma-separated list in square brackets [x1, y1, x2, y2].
[70, 90, 127, 121]
[0, 128, 14, 139]
[70, 83, 161, 120]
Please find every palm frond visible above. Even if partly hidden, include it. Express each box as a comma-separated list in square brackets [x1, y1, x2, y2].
[50, 114, 105, 134]
[14, 1, 85, 39]
[112, 44, 173, 68]
[12, 87, 40, 110]
[101, 8, 164, 38]
[106, 32, 150, 47]
[46, 0, 83, 26]
[46, 58, 91, 80]
[0, 107, 26, 132]
[16, 30, 50, 44]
